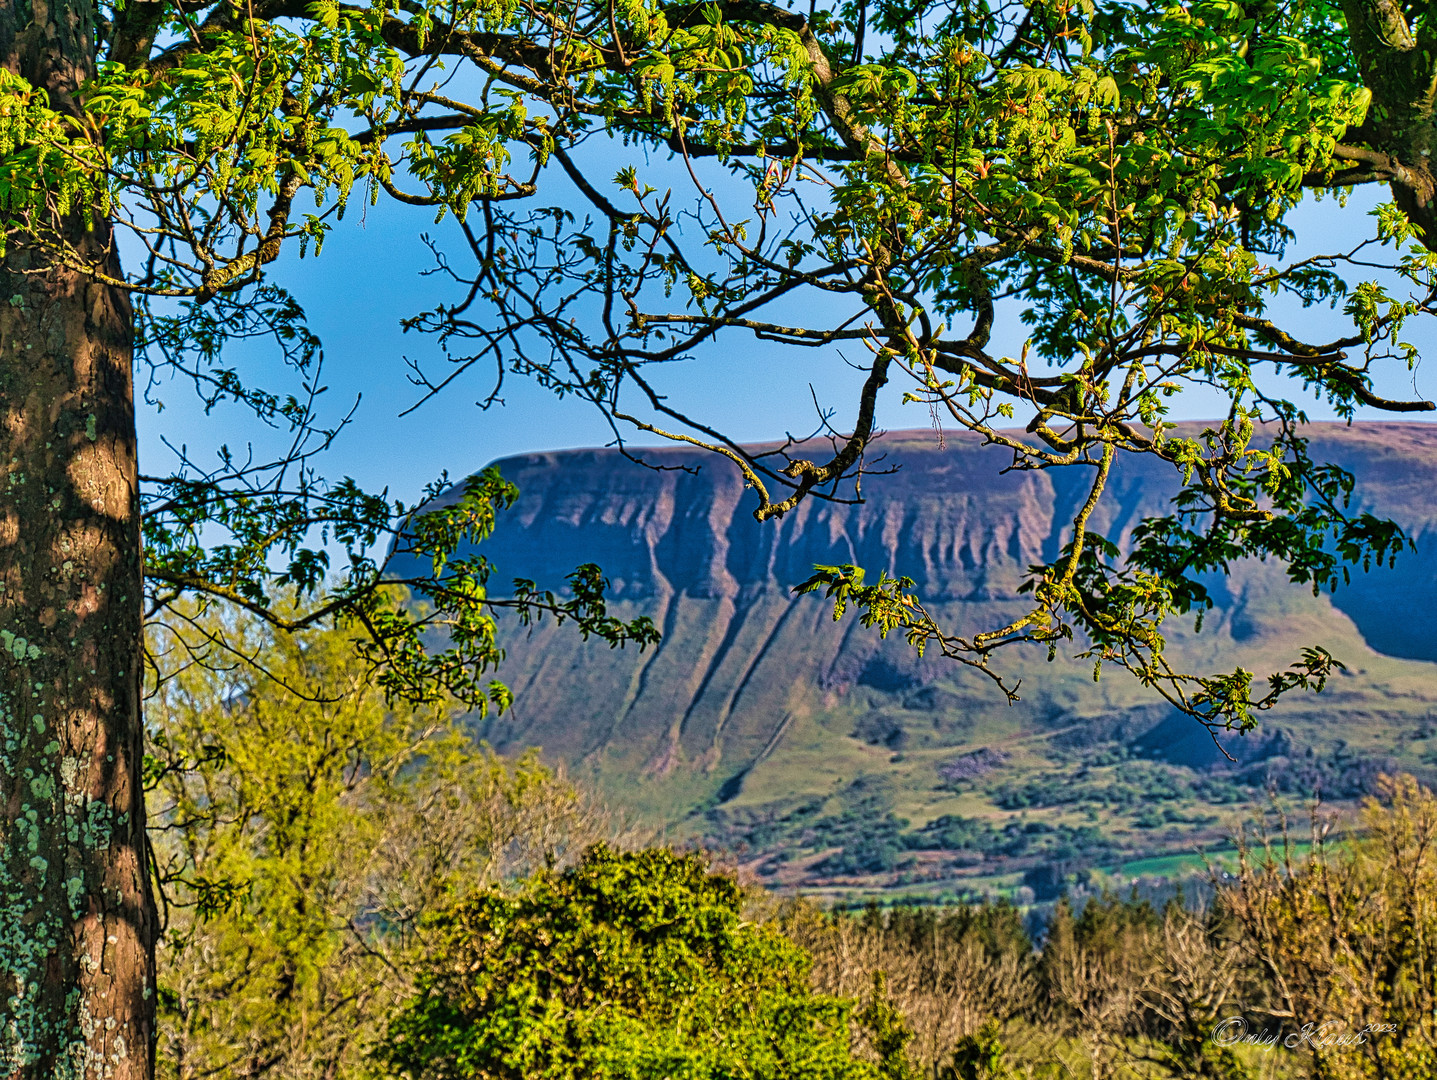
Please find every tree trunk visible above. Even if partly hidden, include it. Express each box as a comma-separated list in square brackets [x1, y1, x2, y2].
[1341, 0, 1437, 241]
[0, 0, 156, 1075]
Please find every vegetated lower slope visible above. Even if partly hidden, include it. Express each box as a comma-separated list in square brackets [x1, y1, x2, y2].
[401, 422, 1437, 898]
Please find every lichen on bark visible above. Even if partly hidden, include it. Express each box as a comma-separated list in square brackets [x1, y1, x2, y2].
[0, 214, 155, 1079]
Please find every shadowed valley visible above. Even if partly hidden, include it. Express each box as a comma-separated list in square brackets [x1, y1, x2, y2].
[402, 422, 1437, 899]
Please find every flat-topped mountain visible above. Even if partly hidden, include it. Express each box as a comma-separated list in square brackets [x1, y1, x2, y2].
[401, 422, 1437, 896]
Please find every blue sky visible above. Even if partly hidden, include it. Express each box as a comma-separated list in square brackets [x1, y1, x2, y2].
[136, 176, 1436, 511]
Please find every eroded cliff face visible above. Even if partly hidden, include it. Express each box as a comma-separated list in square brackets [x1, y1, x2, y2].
[409, 423, 1437, 827]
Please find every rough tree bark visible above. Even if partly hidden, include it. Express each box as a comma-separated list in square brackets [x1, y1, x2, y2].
[1340, 0, 1437, 240]
[0, 0, 156, 1075]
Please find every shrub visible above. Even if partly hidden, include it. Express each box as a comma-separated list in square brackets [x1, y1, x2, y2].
[379, 844, 910, 1080]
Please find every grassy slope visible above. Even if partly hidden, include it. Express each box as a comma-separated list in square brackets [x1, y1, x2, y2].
[445, 423, 1437, 898]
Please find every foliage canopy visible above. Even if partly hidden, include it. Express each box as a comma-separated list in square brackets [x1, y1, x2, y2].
[6, 0, 1432, 725]
[147, 607, 624, 1079]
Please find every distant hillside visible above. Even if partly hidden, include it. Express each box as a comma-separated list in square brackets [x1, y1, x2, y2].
[398, 422, 1437, 898]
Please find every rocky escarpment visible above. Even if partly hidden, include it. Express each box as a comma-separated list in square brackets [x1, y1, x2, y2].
[397, 422, 1437, 849]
